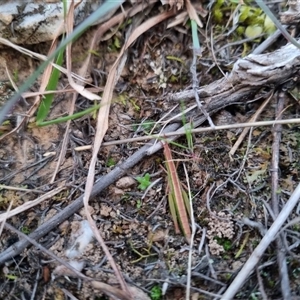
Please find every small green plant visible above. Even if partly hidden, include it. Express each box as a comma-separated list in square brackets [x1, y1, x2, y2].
[36, 45, 65, 126]
[5, 274, 18, 280]
[20, 226, 31, 234]
[180, 102, 194, 152]
[141, 120, 155, 133]
[136, 199, 142, 209]
[212, 0, 276, 40]
[106, 157, 116, 167]
[250, 293, 259, 300]
[136, 173, 151, 191]
[129, 239, 156, 264]
[150, 285, 162, 300]
[292, 267, 300, 279]
[12, 69, 19, 82]
[215, 237, 232, 251]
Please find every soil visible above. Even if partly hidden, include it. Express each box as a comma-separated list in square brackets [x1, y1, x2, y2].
[1, 2, 300, 300]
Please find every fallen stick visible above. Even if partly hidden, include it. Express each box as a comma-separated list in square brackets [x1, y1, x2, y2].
[1, 38, 300, 264]
[169, 39, 300, 109]
[0, 123, 180, 264]
[221, 183, 300, 299]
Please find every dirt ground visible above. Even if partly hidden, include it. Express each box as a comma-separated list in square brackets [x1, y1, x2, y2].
[1, 1, 300, 300]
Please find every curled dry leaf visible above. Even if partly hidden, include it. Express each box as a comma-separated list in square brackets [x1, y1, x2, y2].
[92, 281, 151, 300]
[52, 260, 85, 277]
[116, 176, 137, 189]
[186, 0, 203, 27]
[160, 0, 184, 10]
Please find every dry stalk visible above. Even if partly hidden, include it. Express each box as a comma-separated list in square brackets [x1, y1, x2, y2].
[183, 163, 196, 300]
[50, 2, 78, 183]
[229, 90, 274, 156]
[221, 183, 300, 299]
[83, 7, 176, 297]
[271, 90, 291, 299]
[102, 118, 300, 147]
[163, 142, 191, 243]
[0, 186, 65, 223]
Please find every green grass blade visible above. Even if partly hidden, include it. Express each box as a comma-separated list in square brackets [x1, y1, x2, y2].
[0, 0, 124, 123]
[62, 0, 67, 19]
[168, 192, 180, 234]
[182, 189, 191, 217]
[36, 103, 100, 127]
[36, 46, 65, 125]
[191, 19, 201, 54]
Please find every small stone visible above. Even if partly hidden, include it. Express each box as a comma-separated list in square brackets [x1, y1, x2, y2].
[116, 176, 136, 189]
[0, 1, 120, 44]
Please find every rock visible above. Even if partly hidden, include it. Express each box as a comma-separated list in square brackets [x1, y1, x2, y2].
[0, 0, 117, 44]
[116, 176, 136, 189]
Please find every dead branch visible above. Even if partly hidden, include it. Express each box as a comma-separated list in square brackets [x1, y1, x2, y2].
[1, 39, 300, 266]
[169, 40, 300, 114]
[0, 123, 180, 265]
[271, 91, 291, 300]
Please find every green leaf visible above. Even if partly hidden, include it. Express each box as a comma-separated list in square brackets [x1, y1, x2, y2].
[136, 173, 151, 191]
[0, 0, 124, 124]
[35, 103, 100, 127]
[36, 46, 65, 125]
[191, 20, 201, 54]
[239, 6, 251, 23]
[264, 15, 276, 36]
[150, 286, 162, 300]
[245, 25, 263, 39]
[213, 9, 223, 23]
[114, 36, 121, 49]
[255, 0, 300, 49]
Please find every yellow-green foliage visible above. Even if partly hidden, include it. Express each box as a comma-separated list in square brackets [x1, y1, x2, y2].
[212, 0, 276, 38]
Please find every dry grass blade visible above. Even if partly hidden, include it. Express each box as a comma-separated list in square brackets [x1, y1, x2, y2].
[183, 163, 196, 300]
[0, 200, 13, 237]
[50, 1, 76, 183]
[186, 0, 203, 27]
[83, 7, 177, 296]
[64, 1, 130, 297]
[163, 142, 191, 244]
[22, 87, 103, 98]
[222, 183, 300, 299]
[65, 2, 100, 101]
[0, 37, 93, 88]
[91, 281, 151, 300]
[0, 186, 65, 223]
[229, 90, 274, 156]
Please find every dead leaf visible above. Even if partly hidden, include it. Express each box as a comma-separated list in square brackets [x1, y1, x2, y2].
[116, 176, 136, 189]
[160, 0, 184, 10]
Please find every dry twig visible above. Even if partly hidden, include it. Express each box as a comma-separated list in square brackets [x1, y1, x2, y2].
[221, 183, 300, 299]
[229, 90, 274, 156]
[271, 91, 291, 299]
[0, 123, 179, 265]
[83, 8, 176, 296]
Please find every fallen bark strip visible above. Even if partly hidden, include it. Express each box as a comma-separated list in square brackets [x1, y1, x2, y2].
[169, 40, 300, 111]
[1, 40, 300, 264]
